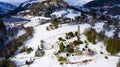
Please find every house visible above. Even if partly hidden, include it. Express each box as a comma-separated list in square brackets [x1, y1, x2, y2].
[35, 47, 45, 57]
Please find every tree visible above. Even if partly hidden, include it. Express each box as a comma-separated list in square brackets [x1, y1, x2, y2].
[59, 42, 65, 52]
[58, 56, 66, 62]
[117, 61, 120, 67]
[68, 32, 74, 37]
[84, 28, 96, 44]
[66, 45, 74, 53]
[66, 46, 74, 53]
[0, 60, 16, 67]
[106, 38, 120, 55]
[51, 19, 59, 28]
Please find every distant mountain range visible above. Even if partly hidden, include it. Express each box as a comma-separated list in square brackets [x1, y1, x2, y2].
[0, 2, 16, 14]
[0, 0, 120, 15]
[0, 0, 93, 15]
[84, 0, 120, 7]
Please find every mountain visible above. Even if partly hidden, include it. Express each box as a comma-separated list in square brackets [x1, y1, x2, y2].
[0, 0, 28, 5]
[9, 0, 93, 15]
[9, 0, 69, 15]
[8, 0, 45, 15]
[84, 0, 120, 15]
[84, 0, 120, 7]
[0, 2, 17, 14]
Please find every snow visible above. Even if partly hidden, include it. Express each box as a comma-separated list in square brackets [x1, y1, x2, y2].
[24, 16, 50, 27]
[12, 16, 119, 67]
[30, 55, 61, 67]
[63, 56, 119, 67]
[25, 22, 90, 50]
[16, 29, 26, 37]
[51, 10, 67, 17]
[51, 9, 81, 19]
[21, 0, 45, 7]
[64, 0, 93, 6]
[105, 30, 115, 38]
[93, 22, 105, 33]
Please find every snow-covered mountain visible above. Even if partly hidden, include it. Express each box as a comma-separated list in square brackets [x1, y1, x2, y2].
[0, 0, 28, 5]
[0, 2, 17, 14]
[9, 0, 94, 15]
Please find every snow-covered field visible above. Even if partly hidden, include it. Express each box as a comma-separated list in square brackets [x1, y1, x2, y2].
[11, 16, 119, 67]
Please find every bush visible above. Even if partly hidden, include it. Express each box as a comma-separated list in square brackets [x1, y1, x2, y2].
[79, 40, 83, 44]
[85, 45, 88, 48]
[25, 60, 31, 65]
[66, 32, 74, 39]
[68, 32, 74, 38]
[59, 42, 65, 52]
[27, 47, 33, 53]
[100, 51, 104, 54]
[73, 40, 83, 46]
[20, 46, 33, 53]
[58, 56, 66, 62]
[8, 47, 16, 56]
[66, 53, 70, 56]
[82, 48, 85, 51]
[66, 46, 74, 53]
[73, 40, 79, 46]
[46, 26, 50, 31]
[58, 37, 65, 41]
[75, 31, 78, 36]
[117, 61, 120, 67]
[0, 60, 16, 67]
[105, 56, 108, 59]
[20, 46, 27, 53]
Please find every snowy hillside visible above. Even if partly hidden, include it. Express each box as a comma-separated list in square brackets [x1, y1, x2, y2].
[9, 16, 119, 67]
[0, 0, 120, 67]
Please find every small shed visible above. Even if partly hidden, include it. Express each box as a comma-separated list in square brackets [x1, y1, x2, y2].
[35, 47, 45, 57]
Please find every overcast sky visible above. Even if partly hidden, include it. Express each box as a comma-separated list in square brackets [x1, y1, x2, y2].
[0, 0, 28, 4]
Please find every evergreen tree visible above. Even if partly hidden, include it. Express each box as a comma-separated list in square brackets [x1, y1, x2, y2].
[59, 42, 65, 52]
